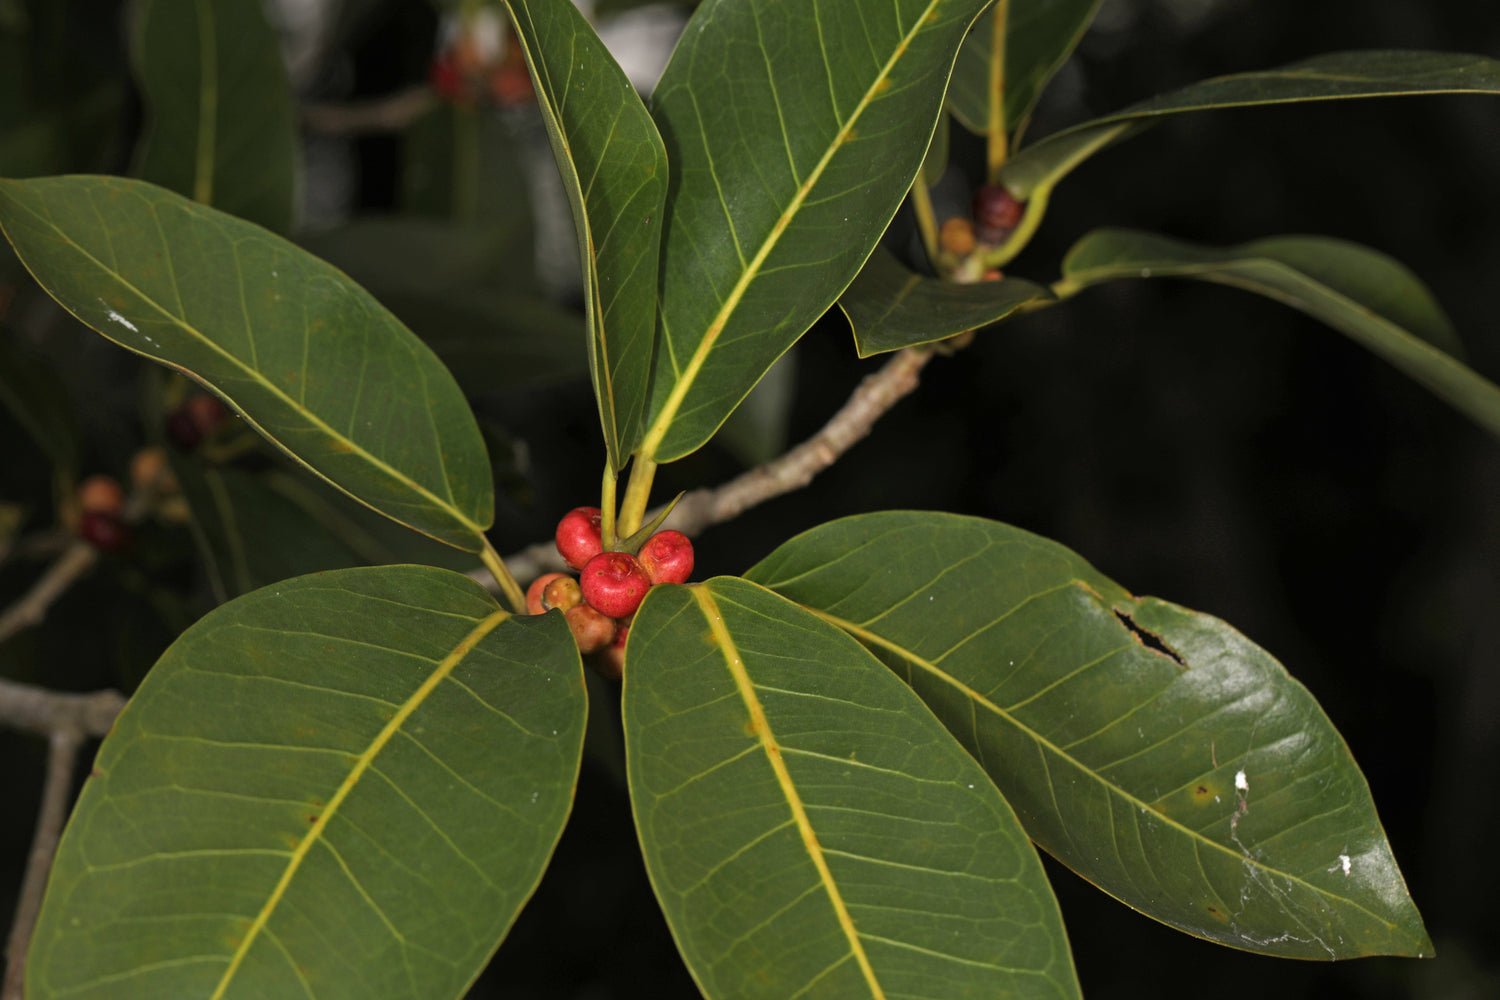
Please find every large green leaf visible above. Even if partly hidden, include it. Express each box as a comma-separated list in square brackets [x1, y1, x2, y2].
[625, 578, 1081, 1000]
[948, 0, 1105, 141]
[640, 0, 994, 463]
[1001, 50, 1500, 202]
[1058, 228, 1500, 439]
[27, 565, 587, 1000]
[839, 247, 1054, 356]
[747, 512, 1433, 960]
[132, 0, 298, 233]
[504, 0, 667, 470]
[0, 176, 494, 550]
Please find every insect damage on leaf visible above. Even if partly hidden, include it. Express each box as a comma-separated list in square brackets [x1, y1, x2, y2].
[1113, 608, 1186, 665]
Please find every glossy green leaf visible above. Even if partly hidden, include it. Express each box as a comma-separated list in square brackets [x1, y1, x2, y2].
[504, 0, 667, 471]
[948, 0, 1105, 140]
[27, 565, 587, 1000]
[747, 512, 1433, 960]
[1001, 50, 1500, 202]
[1059, 228, 1500, 439]
[132, 0, 298, 233]
[625, 577, 1080, 999]
[0, 175, 494, 550]
[839, 248, 1054, 356]
[640, 0, 994, 463]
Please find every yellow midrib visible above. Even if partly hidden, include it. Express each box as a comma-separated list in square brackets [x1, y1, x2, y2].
[691, 587, 886, 999]
[192, 0, 217, 206]
[3, 181, 483, 541]
[638, 0, 945, 461]
[207, 609, 509, 998]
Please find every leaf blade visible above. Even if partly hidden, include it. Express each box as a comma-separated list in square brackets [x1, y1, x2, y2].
[625, 577, 1081, 1000]
[0, 175, 494, 550]
[27, 565, 588, 1000]
[948, 0, 1106, 140]
[504, 0, 667, 469]
[641, 0, 994, 463]
[747, 511, 1433, 960]
[1059, 228, 1500, 439]
[132, 0, 298, 232]
[838, 248, 1054, 356]
[1001, 50, 1500, 201]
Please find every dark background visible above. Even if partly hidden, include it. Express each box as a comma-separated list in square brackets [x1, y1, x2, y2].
[3, 1, 1499, 998]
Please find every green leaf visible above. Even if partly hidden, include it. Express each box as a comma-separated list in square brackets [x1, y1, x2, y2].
[0, 175, 494, 551]
[625, 577, 1081, 1000]
[640, 0, 995, 464]
[1001, 50, 1500, 202]
[27, 565, 587, 1000]
[948, 0, 1105, 140]
[132, 0, 298, 233]
[1059, 228, 1500, 439]
[747, 512, 1433, 960]
[504, 0, 667, 471]
[838, 248, 1054, 357]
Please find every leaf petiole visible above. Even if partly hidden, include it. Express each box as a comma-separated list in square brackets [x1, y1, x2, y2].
[987, 0, 1009, 182]
[480, 538, 527, 615]
[617, 456, 657, 540]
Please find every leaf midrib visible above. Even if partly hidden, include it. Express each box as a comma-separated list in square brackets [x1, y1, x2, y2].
[639, 0, 946, 460]
[0, 181, 482, 539]
[207, 607, 509, 998]
[805, 606, 1410, 938]
[691, 586, 886, 999]
[192, 0, 217, 205]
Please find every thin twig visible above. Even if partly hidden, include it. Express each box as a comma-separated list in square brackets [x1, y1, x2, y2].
[301, 86, 439, 135]
[666, 347, 932, 535]
[0, 543, 98, 645]
[0, 681, 125, 1000]
[0, 679, 127, 740]
[475, 347, 934, 590]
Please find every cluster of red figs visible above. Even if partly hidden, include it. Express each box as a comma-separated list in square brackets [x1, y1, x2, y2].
[528, 507, 694, 680]
[429, 10, 534, 110]
[938, 183, 1026, 280]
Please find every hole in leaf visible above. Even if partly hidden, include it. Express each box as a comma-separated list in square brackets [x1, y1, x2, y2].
[1113, 609, 1185, 666]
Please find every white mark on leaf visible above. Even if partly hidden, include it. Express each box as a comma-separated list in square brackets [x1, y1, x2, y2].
[101, 303, 140, 334]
